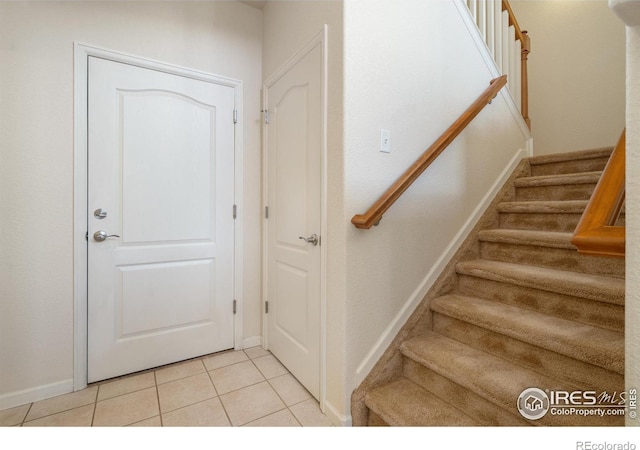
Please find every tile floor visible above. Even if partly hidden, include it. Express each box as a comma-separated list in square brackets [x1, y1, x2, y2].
[0, 346, 332, 427]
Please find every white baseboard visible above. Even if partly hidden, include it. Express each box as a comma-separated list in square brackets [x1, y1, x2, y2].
[242, 336, 263, 349]
[0, 379, 74, 411]
[323, 400, 352, 426]
[354, 147, 529, 386]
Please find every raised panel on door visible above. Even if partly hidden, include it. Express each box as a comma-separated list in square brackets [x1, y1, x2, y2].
[87, 57, 235, 382]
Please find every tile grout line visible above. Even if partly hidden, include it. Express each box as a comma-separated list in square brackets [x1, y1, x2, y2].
[91, 386, 99, 426]
[153, 371, 164, 427]
[206, 357, 234, 426]
[251, 352, 308, 425]
[264, 376, 303, 427]
[243, 351, 295, 426]
[20, 403, 33, 427]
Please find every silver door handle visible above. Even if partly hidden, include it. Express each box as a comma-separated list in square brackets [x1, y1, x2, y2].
[93, 230, 120, 242]
[298, 234, 319, 246]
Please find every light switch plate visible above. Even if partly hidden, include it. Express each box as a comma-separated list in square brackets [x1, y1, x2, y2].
[380, 129, 391, 153]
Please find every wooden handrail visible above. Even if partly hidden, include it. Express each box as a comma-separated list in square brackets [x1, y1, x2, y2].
[351, 75, 508, 230]
[571, 130, 626, 257]
[502, 0, 525, 42]
[502, 0, 531, 129]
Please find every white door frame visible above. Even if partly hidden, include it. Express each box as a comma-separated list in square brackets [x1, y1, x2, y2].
[262, 27, 328, 410]
[73, 43, 244, 391]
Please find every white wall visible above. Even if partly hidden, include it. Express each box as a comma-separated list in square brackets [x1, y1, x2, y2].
[511, 0, 626, 155]
[0, 1, 263, 408]
[343, 0, 529, 422]
[610, 0, 640, 425]
[626, 23, 640, 427]
[261, 0, 346, 425]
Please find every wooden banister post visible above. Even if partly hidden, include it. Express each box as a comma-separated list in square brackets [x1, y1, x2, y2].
[521, 30, 531, 129]
[502, 0, 531, 129]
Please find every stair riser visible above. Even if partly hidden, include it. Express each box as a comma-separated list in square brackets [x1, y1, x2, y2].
[530, 157, 610, 176]
[365, 377, 480, 426]
[367, 411, 389, 426]
[432, 313, 625, 393]
[515, 183, 597, 202]
[403, 358, 527, 426]
[499, 212, 582, 232]
[457, 275, 625, 333]
[479, 241, 625, 278]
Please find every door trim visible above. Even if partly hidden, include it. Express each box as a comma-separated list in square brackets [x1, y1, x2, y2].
[73, 43, 244, 391]
[261, 27, 328, 410]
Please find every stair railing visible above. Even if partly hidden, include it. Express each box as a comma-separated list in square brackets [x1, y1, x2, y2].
[465, 0, 531, 128]
[571, 130, 626, 257]
[351, 75, 508, 230]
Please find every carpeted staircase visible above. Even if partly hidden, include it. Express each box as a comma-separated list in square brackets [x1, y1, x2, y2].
[353, 147, 625, 426]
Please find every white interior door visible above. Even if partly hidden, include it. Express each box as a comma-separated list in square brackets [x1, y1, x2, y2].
[264, 34, 324, 400]
[87, 56, 236, 383]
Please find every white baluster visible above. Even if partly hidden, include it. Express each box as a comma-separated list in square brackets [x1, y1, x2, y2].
[468, 0, 478, 23]
[478, 0, 487, 41]
[486, 0, 496, 59]
[493, 0, 503, 72]
[502, 11, 510, 86]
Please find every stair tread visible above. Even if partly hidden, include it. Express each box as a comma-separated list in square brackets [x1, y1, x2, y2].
[478, 229, 575, 249]
[365, 378, 479, 426]
[456, 259, 624, 305]
[401, 333, 621, 426]
[497, 200, 587, 214]
[401, 333, 561, 413]
[431, 294, 624, 374]
[514, 171, 602, 188]
[528, 147, 612, 166]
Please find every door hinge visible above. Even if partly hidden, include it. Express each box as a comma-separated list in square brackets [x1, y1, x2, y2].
[233, 204, 237, 219]
[265, 206, 269, 219]
[233, 299, 237, 314]
[262, 109, 269, 125]
[233, 109, 238, 124]
[85, 231, 88, 241]
[265, 301, 269, 314]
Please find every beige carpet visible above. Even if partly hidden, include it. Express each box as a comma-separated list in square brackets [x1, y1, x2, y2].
[351, 147, 625, 426]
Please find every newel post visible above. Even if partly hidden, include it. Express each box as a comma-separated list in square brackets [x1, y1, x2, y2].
[521, 30, 531, 130]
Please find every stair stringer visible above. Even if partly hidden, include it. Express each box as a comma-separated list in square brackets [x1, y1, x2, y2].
[350, 156, 532, 426]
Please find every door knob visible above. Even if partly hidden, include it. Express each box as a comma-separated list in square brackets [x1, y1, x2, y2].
[298, 234, 319, 246]
[93, 230, 120, 242]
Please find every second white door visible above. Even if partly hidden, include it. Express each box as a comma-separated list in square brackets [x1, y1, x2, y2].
[264, 32, 324, 400]
[87, 56, 236, 383]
